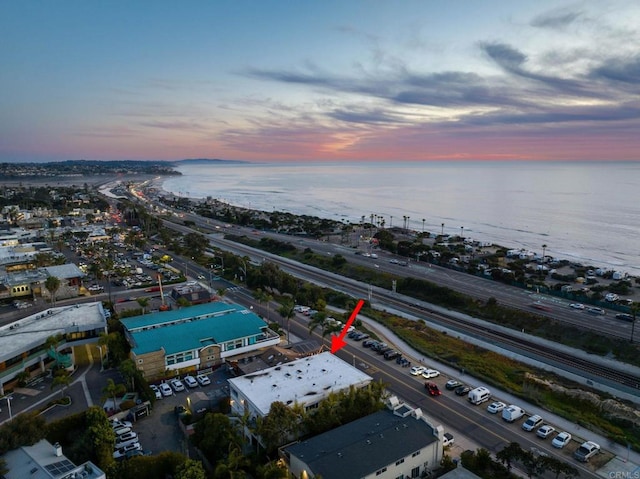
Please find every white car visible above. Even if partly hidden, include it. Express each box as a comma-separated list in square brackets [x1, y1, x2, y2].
[113, 442, 142, 459]
[522, 415, 544, 431]
[183, 376, 198, 388]
[569, 303, 585, 310]
[196, 374, 211, 386]
[410, 366, 426, 376]
[421, 369, 440, 379]
[150, 384, 162, 400]
[170, 379, 185, 392]
[159, 383, 173, 397]
[551, 431, 572, 448]
[443, 432, 455, 447]
[536, 424, 555, 439]
[110, 419, 132, 429]
[487, 401, 506, 414]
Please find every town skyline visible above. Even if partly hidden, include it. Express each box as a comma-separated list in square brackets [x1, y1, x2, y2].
[2, 1, 640, 163]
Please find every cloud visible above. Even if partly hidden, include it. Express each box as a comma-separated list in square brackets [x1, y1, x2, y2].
[591, 55, 640, 84]
[530, 7, 584, 29]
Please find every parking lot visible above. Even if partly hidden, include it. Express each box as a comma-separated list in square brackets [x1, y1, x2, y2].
[119, 367, 232, 456]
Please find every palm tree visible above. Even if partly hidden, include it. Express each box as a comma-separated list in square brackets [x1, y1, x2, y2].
[51, 370, 72, 399]
[101, 378, 126, 411]
[278, 299, 296, 345]
[422, 218, 425, 233]
[136, 296, 150, 314]
[542, 244, 547, 262]
[45, 275, 61, 306]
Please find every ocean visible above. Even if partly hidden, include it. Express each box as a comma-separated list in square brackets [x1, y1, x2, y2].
[162, 161, 640, 276]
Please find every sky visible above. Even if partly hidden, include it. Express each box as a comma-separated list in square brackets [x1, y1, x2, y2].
[1, 1, 640, 163]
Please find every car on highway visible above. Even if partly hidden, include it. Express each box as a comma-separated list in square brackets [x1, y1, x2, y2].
[410, 366, 426, 376]
[551, 431, 572, 448]
[424, 382, 441, 396]
[574, 441, 600, 462]
[445, 379, 461, 390]
[159, 383, 173, 397]
[587, 307, 605, 315]
[454, 385, 472, 396]
[421, 369, 440, 379]
[170, 378, 185, 392]
[536, 425, 555, 439]
[487, 401, 506, 414]
[615, 313, 634, 322]
[183, 376, 198, 388]
[196, 374, 211, 386]
[569, 303, 585, 310]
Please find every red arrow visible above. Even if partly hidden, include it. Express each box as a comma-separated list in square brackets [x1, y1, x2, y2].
[330, 299, 365, 354]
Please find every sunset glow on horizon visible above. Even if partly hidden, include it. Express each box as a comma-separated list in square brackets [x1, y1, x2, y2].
[2, 1, 640, 163]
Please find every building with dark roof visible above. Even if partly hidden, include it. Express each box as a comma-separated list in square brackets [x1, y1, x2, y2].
[121, 302, 281, 379]
[282, 397, 444, 479]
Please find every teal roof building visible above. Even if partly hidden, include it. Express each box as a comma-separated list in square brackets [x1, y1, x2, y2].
[121, 302, 280, 378]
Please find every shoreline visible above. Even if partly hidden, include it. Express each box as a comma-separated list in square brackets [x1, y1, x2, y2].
[150, 176, 640, 283]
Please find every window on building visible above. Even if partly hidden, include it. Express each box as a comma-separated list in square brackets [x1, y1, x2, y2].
[375, 467, 387, 476]
[411, 466, 420, 478]
[395, 458, 404, 466]
[411, 450, 421, 457]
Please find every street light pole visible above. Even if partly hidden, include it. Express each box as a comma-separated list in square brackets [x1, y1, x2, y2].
[4, 396, 13, 420]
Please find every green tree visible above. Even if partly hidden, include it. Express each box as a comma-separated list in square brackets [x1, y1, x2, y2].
[101, 378, 127, 410]
[45, 275, 61, 306]
[257, 401, 301, 454]
[175, 458, 207, 479]
[119, 359, 138, 391]
[193, 413, 238, 465]
[51, 369, 72, 398]
[136, 296, 150, 314]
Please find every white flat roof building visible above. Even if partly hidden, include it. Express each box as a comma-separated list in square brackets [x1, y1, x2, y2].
[228, 351, 373, 418]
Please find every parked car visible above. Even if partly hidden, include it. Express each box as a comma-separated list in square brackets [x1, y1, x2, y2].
[115, 436, 140, 450]
[383, 350, 401, 360]
[170, 379, 185, 392]
[445, 379, 461, 390]
[522, 415, 544, 431]
[443, 432, 455, 447]
[183, 376, 198, 388]
[159, 383, 173, 397]
[502, 405, 526, 423]
[110, 419, 133, 429]
[113, 426, 132, 437]
[574, 441, 600, 462]
[421, 369, 440, 379]
[113, 442, 141, 459]
[552, 431, 572, 449]
[150, 384, 162, 400]
[536, 425, 555, 439]
[196, 374, 211, 386]
[117, 431, 138, 443]
[424, 382, 441, 396]
[487, 401, 506, 414]
[455, 385, 472, 396]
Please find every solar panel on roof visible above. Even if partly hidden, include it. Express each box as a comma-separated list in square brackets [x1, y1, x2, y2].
[45, 459, 75, 475]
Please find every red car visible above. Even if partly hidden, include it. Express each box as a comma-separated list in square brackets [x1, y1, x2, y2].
[425, 382, 441, 396]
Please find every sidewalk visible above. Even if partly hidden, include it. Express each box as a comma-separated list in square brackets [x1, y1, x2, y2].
[328, 304, 640, 477]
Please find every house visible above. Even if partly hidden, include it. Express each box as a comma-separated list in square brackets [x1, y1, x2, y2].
[170, 281, 212, 305]
[121, 302, 281, 379]
[42, 263, 85, 300]
[1, 439, 106, 479]
[282, 396, 444, 479]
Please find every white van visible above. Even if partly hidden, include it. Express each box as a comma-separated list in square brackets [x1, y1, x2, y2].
[467, 387, 491, 405]
[502, 405, 526, 423]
